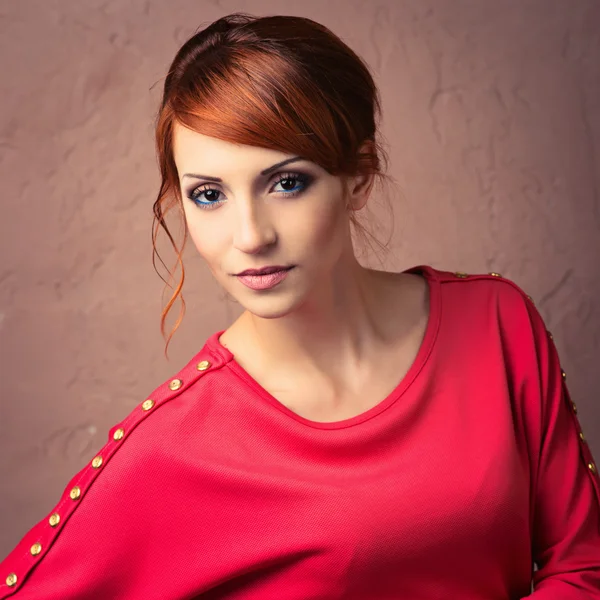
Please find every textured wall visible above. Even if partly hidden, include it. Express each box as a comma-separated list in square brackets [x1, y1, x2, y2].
[0, 0, 599, 560]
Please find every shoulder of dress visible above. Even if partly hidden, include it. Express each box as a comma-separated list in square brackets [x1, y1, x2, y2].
[434, 267, 536, 303]
[0, 343, 228, 596]
[106, 344, 230, 443]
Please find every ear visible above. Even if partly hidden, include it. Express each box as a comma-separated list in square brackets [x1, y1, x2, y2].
[344, 140, 376, 212]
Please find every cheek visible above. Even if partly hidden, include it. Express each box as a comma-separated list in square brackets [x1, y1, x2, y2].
[293, 194, 348, 252]
[184, 212, 227, 266]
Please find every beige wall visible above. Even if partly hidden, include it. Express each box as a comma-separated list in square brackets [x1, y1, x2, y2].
[0, 0, 599, 559]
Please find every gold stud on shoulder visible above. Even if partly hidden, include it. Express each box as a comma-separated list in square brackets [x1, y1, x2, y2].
[169, 378, 183, 391]
[30, 543, 42, 556]
[589, 462, 597, 474]
[561, 370, 567, 380]
[113, 428, 125, 440]
[527, 294, 535, 304]
[91, 456, 103, 469]
[196, 360, 211, 371]
[6, 573, 17, 587]
[580, 431, 586, 442]
[69, 486, 81, 501]
[489, 272, 502, 277]
[49, 513, 60, 527]
[454, 272, 468, 278]
[142, 399, 155, 411]
[572, 402, 578, 414]
[548, 331, 554, 340]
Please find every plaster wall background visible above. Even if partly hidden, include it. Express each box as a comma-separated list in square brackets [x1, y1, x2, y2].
[0, 0, 599, 560]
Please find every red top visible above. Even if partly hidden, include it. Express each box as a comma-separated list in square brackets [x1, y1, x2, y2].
[1, 265, 599, 599]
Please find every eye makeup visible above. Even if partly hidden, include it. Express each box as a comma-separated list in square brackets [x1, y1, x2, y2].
[184, 170, 315, 210]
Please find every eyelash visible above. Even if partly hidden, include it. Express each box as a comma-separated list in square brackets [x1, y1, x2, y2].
[186, 171, 313, 210]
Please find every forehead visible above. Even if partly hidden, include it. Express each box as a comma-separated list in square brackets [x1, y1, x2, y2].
[172, 123, 293, 176]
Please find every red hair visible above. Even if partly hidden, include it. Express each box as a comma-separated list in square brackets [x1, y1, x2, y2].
[152, 12, 396, 357]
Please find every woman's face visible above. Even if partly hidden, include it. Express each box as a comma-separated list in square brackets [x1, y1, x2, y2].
[172, 124, 369, 319]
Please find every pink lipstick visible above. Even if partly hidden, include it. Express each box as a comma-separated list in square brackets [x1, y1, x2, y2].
[236, 267, 295, 290]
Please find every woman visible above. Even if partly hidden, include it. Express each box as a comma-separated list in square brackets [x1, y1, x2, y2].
[1, 12, 599, 600]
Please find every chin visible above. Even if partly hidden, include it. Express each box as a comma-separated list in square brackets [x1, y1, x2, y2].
[228, 282, 309, 320]
[245, 306, 295, 320]
[239, 292, 304, 319]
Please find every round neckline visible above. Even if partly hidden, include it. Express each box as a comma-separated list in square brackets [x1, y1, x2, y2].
[205, 264, 441, 430]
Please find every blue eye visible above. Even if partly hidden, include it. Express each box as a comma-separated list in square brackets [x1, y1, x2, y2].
[272, 173, 309, 195]
[187, 172, 313, 210]
[188, 185, 222, 207]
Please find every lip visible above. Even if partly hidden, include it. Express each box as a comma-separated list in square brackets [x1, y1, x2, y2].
[236, 266, 295, 290]
[235, 265, 294, 276]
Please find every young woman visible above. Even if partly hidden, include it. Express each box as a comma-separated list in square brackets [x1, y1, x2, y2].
[1, 12, 599, 600]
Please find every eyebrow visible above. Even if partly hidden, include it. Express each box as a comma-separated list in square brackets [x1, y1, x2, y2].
[181, 156, 306, 182]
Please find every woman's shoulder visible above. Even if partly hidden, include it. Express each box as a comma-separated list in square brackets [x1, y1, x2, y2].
[413, 264, 547, 348]
[417, 264, 536, 308]
[116, 330, 234, 434]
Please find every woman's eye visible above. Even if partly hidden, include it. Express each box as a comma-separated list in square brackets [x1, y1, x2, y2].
[188, 185, 222, 206]
[186, 171, 312, 210]
[271, 172, 311, 196]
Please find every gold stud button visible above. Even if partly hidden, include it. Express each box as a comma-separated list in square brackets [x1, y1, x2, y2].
[6, 573, 17, 587]
[142, 399, 155, 411]
[196, 360, 211, 371]
[91, 456, 103, 469]
[30, 543, 42, 556]
[454, 272, 468, 278]
[69, 486, 81, 501]
[113, 428, 124, 441]
[561, 370, 566, 380]
[572, 402, 578, 414]
[580, 431, 586, 442]
[169, 378, 182, 390]
[49, 513, 60, 527]
[548, 331, 554, 340]
[489, 272, 502, 277]
[589, 462, 597, 474]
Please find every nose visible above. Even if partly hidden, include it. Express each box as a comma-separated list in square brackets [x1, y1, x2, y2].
[232, 200, 277, 254]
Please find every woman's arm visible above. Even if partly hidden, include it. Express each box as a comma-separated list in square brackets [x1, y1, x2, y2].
[0, 421, 139, 599]
[521, 296, 600, 598]
[0, 355, 217, 599]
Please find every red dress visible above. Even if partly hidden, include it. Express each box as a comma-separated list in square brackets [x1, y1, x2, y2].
[1, 265, 599, 599]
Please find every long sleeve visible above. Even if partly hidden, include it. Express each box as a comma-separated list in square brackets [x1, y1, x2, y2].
[0, 424, 142, 599]
[0, 350, 228, 600]
[523, 298, 600, 597]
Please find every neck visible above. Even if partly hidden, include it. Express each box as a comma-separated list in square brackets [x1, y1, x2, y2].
[235, 258, 399, 389]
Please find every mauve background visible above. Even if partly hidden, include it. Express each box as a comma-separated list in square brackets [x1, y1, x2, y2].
[0, 0, 599, 561]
